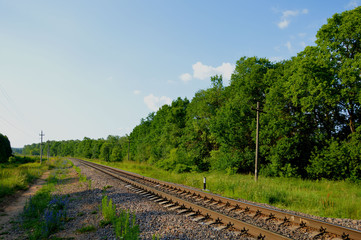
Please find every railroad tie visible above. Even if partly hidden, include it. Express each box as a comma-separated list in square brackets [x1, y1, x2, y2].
[148, 196, 160, 201]
[216, 204, 226, 209]
[308, 226, 327, 239]
[169, 205, 182, 211]
[143, 193, 154, 198]
[214, 225, 228, 231]
[209, 201, 219, 206]
[192, 216, 205, 222]
[177, 209, 190, 214]
[164, 203, 175, 208]
[204, 220, 216, 225]
[184, 212, 197, 217]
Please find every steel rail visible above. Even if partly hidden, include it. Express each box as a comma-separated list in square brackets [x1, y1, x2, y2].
[75, 158, 291, 240]
[73, 158, 361, 240]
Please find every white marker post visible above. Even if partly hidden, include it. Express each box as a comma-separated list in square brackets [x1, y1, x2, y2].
[203, 177, 206, 190]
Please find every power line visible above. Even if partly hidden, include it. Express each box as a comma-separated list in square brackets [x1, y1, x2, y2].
[0, 81, 37, 136]
[0, 115, 34, 138]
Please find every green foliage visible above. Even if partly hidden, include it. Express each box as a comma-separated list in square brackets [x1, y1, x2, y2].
[22, 188, 52, 225]
[8, 155, 38, 164]
[0, 161, 46, 198]
[110, 144, 123, 162]
[0, 133, 12, 163]
[76, 225, 96, 233]
[307, 130, 361, 181]
[113, 210, 139, 240]
[101, 195, 116, 223]
[152, 234, 161, 240]
[72, 165, 88, 183]
[316, 6, 361, 133]
[100, 142, 112, 162]
[101, 195, 139, 239]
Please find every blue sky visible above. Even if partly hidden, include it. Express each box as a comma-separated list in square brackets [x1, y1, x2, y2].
[0, 0, 359, 147]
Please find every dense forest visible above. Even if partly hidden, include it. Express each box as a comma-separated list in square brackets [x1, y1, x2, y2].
[23, 7, 361, 181]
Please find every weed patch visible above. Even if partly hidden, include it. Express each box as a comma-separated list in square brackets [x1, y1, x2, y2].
[76, 225, 96, 233]
[100, 195, 139, 239]
[72, 164, 91, 189]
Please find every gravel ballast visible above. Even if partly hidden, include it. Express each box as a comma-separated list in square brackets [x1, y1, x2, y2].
[53, 159, 249, 239]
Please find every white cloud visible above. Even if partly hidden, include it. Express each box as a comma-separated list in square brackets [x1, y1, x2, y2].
[277, 8, 309, 29]
[346, 0, 360, 9]
[179, 62, 235, 85]
[192, 62, 235, 81]
[278, 19, 290, 29]
[283, 10, 299, 18]
[285, 41, 292, 51]
[269, 56, 285, 62]
[301, 9, 309, 14]
[298, 33, 306, 38]
[133, 90, 141, 95]
[144, 94, 172, 111]
[179, 73, 192, 82]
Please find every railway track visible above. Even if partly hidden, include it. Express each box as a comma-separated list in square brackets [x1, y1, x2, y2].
[72, 158, 361, 240]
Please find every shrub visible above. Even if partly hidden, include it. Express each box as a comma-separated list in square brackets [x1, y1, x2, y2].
[307, 137, 361, 181]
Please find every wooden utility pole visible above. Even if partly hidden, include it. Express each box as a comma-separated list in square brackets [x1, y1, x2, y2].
[252, 102, 265, 182]
[39, 130, 44, 164]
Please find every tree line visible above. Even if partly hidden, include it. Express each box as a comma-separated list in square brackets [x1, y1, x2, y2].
[0, 133, 12, 163]
[22, 135, 128, 162]
[23, 7, 361, 181]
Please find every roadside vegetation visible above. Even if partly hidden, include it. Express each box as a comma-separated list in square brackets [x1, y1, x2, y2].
[89, 158, 361, 219]
[0, 156, 48, 199]
[100, 195, 139, 239]
[21, 159, 71, 239]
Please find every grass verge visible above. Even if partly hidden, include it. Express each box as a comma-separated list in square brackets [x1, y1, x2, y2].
[0, 156, 48, 199]
[85, 158, 361, 219]
[21, 159, 71, 239]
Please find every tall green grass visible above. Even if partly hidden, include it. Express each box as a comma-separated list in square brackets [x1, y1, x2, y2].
[0, 161, 48, 198]
[83, 158, 361, 219]
[101, 195, 139, 239]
